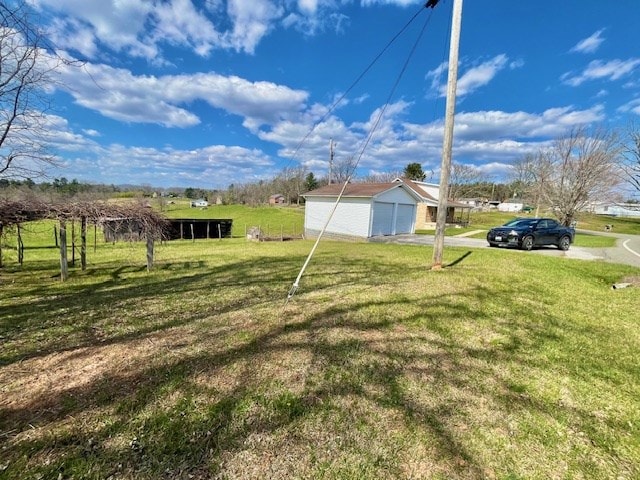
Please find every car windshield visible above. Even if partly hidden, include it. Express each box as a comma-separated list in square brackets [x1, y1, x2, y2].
[502, 218, 537, 228]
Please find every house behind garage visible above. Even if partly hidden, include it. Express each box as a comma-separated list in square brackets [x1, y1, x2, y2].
[302, 182, 420, 239]
[398, 178, 471, 228]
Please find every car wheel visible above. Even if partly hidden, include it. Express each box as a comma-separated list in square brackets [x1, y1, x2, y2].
[558, 235, 571, 251]
[521, 236, 534, 251]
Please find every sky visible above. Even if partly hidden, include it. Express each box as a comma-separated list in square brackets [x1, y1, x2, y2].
[17, 0, 640, 189]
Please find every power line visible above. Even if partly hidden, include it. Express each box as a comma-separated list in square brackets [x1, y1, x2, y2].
[285, 5, 443, 305]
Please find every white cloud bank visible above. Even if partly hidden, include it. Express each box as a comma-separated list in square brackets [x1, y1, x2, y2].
[52, 58, 309, 129]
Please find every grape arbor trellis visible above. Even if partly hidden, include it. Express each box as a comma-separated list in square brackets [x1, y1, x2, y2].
[0, 199, 168, 281]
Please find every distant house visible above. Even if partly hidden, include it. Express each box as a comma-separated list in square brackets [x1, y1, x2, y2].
[457, 198, 485, 208]
[497, 202, 524, 213]
[269, 194, 286, 205]
[587, 202, 640, 218]
[394, 178, 472, 228]
[302, 182, 420, 239]
[190, 199, 208, 208]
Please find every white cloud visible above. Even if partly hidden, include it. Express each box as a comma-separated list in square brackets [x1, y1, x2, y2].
[561, 58, 640, 87]
[451, 105, 605, 139]
[28, 0, 386, 61]
[617, 98, 640, 116]
[427, 55, 517, 98]
[29, 0, 158, 60]
[570, 29, 606, 54]
[151, 0, 220, 57]
[29, 0, 281, 60]
[52, 59, 309, 129]
[222, 0, 283, 54]
[456, 55, 509, 97]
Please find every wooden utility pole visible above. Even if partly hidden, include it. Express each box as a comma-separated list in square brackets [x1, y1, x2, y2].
[432, 0, 463, 269]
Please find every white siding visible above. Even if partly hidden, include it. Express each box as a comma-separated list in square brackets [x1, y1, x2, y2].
[304, 197, 372, 237]
[374, 186, 416, 204]
[419, 183, 440, 199]
[304, 184, 419, 238]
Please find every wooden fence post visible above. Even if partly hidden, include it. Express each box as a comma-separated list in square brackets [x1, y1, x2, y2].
[59, 219, 68, 282]
[17, 223, 24, 265]
[146, 234, 154, 272]
[71, 220, 75, 267]
[81, 216, 87, 271]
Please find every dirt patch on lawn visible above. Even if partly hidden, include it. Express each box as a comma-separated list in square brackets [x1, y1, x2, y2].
[621, 275, 640, 284]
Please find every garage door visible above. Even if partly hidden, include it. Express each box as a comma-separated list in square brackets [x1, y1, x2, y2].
[371, 202, 394, 236]
[395, 203, 414, 234]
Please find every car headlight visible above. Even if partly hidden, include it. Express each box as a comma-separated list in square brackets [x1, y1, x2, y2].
[509, 230, 518, 236]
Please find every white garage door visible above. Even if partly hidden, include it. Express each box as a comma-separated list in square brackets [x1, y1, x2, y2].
[395, 203, 415, 234]
[371, 202, 394, 236]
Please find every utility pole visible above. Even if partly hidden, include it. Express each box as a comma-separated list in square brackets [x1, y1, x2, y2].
[432, 0, 463, 269]
[328, 138, 335, 184]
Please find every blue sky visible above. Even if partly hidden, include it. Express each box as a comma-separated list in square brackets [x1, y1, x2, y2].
[23, 0, 640, 189]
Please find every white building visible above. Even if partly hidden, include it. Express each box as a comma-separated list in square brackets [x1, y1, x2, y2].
[497, 202, 524, 213]
[589, 203, 640, 218]
[302, 182, 421, 239]
[190, 199, 208, 208]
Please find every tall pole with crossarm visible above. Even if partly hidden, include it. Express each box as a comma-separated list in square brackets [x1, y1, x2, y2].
[432, 0, 463, 269]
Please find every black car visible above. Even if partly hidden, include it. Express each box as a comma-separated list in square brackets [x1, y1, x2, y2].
[486, 217, 575, 251]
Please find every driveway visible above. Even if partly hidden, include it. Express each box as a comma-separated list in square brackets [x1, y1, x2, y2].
[369, 230, 640, 268]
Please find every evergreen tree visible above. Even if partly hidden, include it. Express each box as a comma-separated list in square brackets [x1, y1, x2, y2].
[403, 163, 426, 181]
[304, 172, 318, 191]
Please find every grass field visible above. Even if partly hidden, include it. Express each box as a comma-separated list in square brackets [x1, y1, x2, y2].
[1, 221, 639, 479]
[161, 200, 305, 238]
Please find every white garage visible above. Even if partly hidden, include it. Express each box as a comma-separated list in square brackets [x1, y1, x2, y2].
[303, 182, 420, 239]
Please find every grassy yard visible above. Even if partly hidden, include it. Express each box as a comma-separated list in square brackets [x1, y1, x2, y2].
[160, 199, 305, 238]
[1, 224, 639, 479]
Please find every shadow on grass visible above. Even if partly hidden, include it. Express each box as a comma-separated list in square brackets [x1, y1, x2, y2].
[0, 245, 636, 479]
[446, 250, 472, 267]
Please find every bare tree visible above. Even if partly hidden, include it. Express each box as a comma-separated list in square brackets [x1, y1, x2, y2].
[621, 124, 640, 197]
[276, 165, 307, 204]
[511, 152, 554, 216]
[530, 127, 621, 226]
[448, 162, 487, 200]
[331, 155, 357, 183]
[357, 170, 403, 183]
[0, 2, 73, 179]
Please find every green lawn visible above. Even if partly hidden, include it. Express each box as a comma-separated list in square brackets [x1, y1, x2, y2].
[160, 199, 305, 238]
[1, 224, 639, 479]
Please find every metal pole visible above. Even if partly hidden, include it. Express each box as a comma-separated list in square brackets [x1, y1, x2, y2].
[432, 0, 463, 269]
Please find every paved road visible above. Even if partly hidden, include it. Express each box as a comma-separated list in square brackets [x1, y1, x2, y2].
[369, 230, 640, 268]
